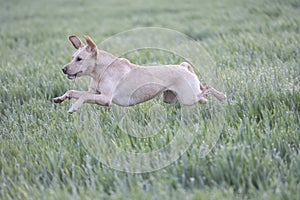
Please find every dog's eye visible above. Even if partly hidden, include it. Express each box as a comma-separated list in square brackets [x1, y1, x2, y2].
[76, 57, 83, 62]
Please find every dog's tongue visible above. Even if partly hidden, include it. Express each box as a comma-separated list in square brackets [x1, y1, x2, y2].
[68, 75, 76, 79]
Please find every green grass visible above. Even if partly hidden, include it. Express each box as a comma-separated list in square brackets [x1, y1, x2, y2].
[1, 0, 300, 199]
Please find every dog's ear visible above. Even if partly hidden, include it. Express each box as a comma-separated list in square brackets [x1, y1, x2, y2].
[69, 35, 84, 49]
[84, 35, 97, 53]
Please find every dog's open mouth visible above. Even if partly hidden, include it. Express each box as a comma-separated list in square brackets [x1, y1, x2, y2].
[67, 71, 82, 80]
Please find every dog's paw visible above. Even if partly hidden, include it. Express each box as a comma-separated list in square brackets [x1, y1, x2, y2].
[53, 97, 64, 103]
[68, 107, 77, 114]
[218, 93, 227, 103]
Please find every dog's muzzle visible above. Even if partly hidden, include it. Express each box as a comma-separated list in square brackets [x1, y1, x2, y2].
[62, 67, 68, 74]
[62, 67, 82, 80]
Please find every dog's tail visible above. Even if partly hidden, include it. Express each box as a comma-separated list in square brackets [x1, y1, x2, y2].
[179, 62, 195, 74]
[180, 62, 207, 92]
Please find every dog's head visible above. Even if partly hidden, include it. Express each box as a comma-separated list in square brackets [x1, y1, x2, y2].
[62, 35, 98, 79]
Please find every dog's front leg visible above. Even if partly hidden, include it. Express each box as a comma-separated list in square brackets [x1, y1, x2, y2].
[53, 90, 86, 103]
[68, 93, 112, 114]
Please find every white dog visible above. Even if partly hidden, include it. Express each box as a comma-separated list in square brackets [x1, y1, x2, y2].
[53, 35, 226, 113]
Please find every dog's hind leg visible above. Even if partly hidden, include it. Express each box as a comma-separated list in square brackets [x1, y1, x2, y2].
[163, 90, 177, 104]
[200, 85, 227, 102]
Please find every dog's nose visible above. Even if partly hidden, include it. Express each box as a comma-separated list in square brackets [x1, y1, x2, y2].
[62, 67, 67, 74]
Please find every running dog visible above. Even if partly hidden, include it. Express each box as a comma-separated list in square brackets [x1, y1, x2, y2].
[53, 35, 226, 113]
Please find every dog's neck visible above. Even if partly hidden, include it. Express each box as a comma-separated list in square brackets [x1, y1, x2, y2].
[90, 50, 133, 81]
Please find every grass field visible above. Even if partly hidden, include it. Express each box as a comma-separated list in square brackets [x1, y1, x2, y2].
[1, 0, 300, 199]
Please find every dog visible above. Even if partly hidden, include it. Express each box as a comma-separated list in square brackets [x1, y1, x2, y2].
[53, 35, 226, 113]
